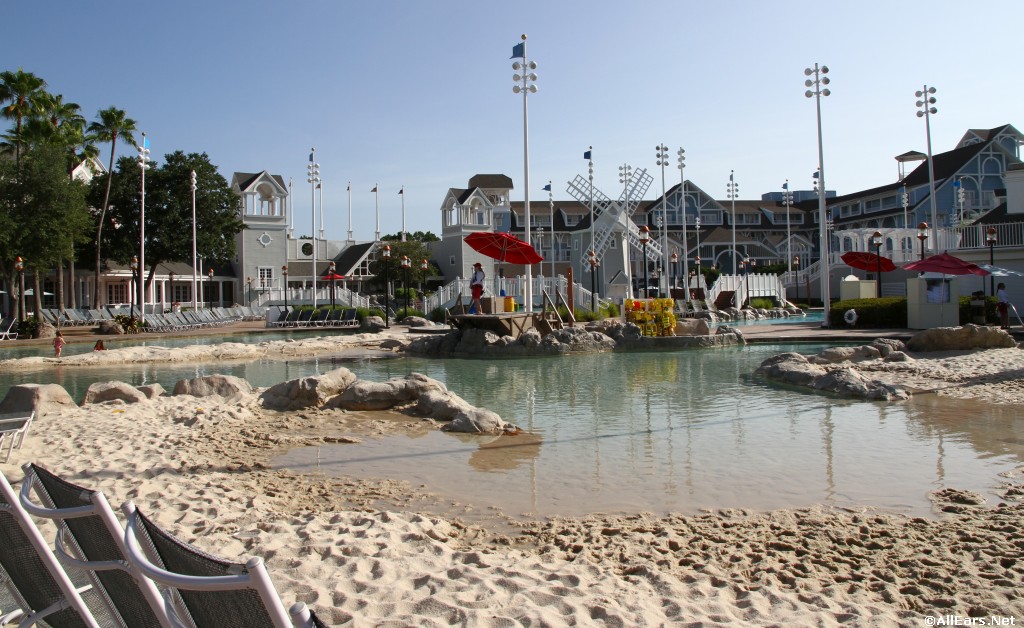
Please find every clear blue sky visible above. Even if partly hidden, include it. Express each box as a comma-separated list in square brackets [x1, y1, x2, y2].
[5, 1, 1022, 241]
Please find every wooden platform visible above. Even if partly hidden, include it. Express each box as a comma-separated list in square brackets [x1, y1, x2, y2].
[449, 312, 542, 338]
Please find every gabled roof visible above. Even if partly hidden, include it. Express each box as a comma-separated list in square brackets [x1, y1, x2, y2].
[331, 242, 376, 276]
[957, 124, 1019, 147]
[231, 171, 288, 193]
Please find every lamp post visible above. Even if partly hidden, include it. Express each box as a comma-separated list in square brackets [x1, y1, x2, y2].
[190, 169, 198, 312]
[307, 149, 320, 309]
[587, 147, 596, 292]
[793, 255, 801, 305]
[137, 133, 150, 325]
[15, 256, 24, 322]
[749, 258, 756, 305]
[281, 266, 288, 309]
[677, 148, 689, 285]
[588, 250, 598, 312]
[401, 255, 411, 314]
[915, 85, 939, 252]
[328, 261, 337, 310]
[739, 258, 748, 308]
[917, 222, 929, 261]
[639, 225, 650, 299]
[382, 245, 391, 327]
[726, 171, 739, 273]
[207, 268, 214, 308]
[247, 276, 253, 305]
[656, 144, 669, 295]
[420, 258, 428, 303]
[872, 231, 884, 298]
[512, 33, 538, 313]
[545, 181, 554, 281]
[986, 227, 997, 296]
[805, 62, 831, 325]
[619, 163, 633, 299]
[129, 256, 138, 319]
[782, 181, 794, 273]
[671, 252, 679, 289]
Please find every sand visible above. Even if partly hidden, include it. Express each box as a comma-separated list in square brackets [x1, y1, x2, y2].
[2, 333, 1023, 626]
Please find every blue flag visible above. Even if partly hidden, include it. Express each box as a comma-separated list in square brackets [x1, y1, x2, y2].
[542, 183, 551, 191]
[309, 151, 314, 162]
[142, 135, 150, 150]
[511, 42, 524, 59]
[782, 181, 788, 190]
[812, 170, 819, 179]
[583, 150, 592, 160]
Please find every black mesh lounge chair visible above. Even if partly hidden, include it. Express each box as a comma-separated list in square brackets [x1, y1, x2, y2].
[121, 501, 325, 628]
[19, 463, 173, 627]
[0, 469, 100, 628]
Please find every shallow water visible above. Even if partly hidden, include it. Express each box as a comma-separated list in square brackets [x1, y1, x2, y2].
[273, 347, 1023, 518]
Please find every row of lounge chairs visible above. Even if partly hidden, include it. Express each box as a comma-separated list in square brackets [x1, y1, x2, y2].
[0, 463, 327, 627]
[267, 307, 360, 329]
[143, 307, 264, 333]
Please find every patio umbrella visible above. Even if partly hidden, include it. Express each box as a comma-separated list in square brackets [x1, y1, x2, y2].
[976, 263, 1024, 278]
[321, 272, 346, 281]
[841, 251, 896, 273]
[464, 231, 543, 265]
[902, 253, 990, 276]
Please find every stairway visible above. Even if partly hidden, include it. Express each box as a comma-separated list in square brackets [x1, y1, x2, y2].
[714, 291, 735, 309]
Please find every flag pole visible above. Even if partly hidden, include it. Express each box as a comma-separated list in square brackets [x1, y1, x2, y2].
[400, 186, 406, 242]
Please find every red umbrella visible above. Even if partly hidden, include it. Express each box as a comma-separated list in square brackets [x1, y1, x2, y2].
[841, 251, 896, 273]
[464, 231, 543, 265]
[321, 272, 346, 281]
[902, 253, 990, 276]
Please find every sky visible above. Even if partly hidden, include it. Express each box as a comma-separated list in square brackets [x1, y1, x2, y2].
[4, 0, 1023, 242]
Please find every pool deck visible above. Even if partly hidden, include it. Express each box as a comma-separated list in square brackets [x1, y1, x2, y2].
[5, 315, 1021, 352]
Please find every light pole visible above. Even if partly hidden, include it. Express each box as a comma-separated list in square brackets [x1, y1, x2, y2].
[307, 149, 320, 309]
[872, 231, 884, 298]
[917, 222, 929, 261]
[619, 163, 633, 299]
[677, 148, 689, 284]
[190, 169, 198, 312]
[15, 256, 24, 322]
[782, 181, 794, 273]
[281, 266, 289, 309]
[137, 133, 150, 325]
[805, 62, 831, 325]
[656, 144, 669, 295]
[915, 85, 939, 252]
[639, 225, 650, 298]
[545, 181, 554, 281]
[586, 147, 596, 286]
[328, 261, 337, 310]
[382, 244, 391, 327]
[726, 171, 739, 273]
[986, 227, 997, 296]
[129, 256, 138, 319]
[401, 255, 411, 314]
[207, 267, 214, 308]
[693, 216, 701, 296]
[694, 255, 701, 298]
[793, 255, 801, 305]
[750, 258, 757, 305]
[512, 33, 538, 313]
[671, 252, 678, 289]
[420, 258, 428, 303]
[739, 258, 747, 308]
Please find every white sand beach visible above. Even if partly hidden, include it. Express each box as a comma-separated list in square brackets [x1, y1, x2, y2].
[2, 333, 1023, 626]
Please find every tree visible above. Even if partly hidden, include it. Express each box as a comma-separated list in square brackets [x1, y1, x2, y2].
[87, 107, 137, 306]
[0, 68, 47, 167]
[92, 151, 244, 304]
[369, 239, 436, 293]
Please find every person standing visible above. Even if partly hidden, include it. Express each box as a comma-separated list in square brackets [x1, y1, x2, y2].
[470, 262, 485, 314]
[996, 283, 1011, 329]
[53, 330, 65, 357]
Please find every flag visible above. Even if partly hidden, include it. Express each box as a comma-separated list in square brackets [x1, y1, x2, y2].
[812, 170, 819, 179]
[729, 171, 734, 182]
[398, 187, 404, 195]
[346, 183, 350, 192]
[583, 150, 592, 160]
[511, 42, 524, 59]
[371, 185, 377, 192]
[542, 184, 551, 192]
[782, 181, 788, 190]
[309, 151, 314, 162]
[316, 183, 321, 189]
[142, 135, 150, 150]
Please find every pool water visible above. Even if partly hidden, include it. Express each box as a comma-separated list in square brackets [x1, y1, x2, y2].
[272, 346, 1024, 518]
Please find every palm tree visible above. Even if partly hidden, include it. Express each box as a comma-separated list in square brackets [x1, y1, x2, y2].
[0, 68, 48, 167]
[87, 107, 137, 306]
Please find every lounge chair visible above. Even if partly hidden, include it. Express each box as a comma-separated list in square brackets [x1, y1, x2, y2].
[0, 317, 18, 340]
[0, 411, 34, 463]
[0, 469, 101, 628]
[337, 309, 359, 328]
[19, 464, 173, 628]
[121, 501, 325, 628]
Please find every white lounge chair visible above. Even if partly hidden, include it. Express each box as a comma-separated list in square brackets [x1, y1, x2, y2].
[0, 411, 34, 463]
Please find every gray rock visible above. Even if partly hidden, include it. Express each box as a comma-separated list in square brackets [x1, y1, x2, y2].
[401, 316, 434, 328]
[329, 373, 447, 410]
[361, 315, 386, 332]
[755, 353, 826, 386]
[884, 351, 912, 362]
[260, 367, 357, 411]
[811, 367, 908, 401]
[81, 381, 148, 405]
[906, 324, 1017, 352]
[675, 318, 711, 336]
[137, 384, 166, 399]
[414, 389, 474, 420]
[0, 383, 75, 417]
[442, 408, 516, 434]
[97, 320, 125, 335]
[172, 375, 252, 402]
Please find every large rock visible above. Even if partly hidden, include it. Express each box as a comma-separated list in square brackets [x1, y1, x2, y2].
[81, 381, 148, 405]
[906, 324, 1017, 352]
[0, 383, 75, 417]
[361, 315, 386, 333]
[442, 408, 517, 434]
[172, 375, 252, 401]
[97, 320, 125, 335]
[674, 318, 711, 336]
[260, 367, 358, 411]
[414, 389, 474, 420]
[755, 352, 827, 386]
[328, 373, 447, 410]
[755, 353, 908, 400]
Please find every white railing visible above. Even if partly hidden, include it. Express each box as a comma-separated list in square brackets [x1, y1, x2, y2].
[424, 274, 602, 313]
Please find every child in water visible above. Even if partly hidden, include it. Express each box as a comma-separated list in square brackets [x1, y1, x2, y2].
[53, 331, 65, 357]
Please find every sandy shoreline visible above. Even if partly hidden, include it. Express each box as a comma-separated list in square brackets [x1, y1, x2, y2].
[2, 332, 1023, 625]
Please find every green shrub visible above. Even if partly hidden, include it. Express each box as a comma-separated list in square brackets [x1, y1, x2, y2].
[555, 306, 599, 322]
[19, 316, 41, 338]
[428, 307, 448, 323]
[829, 297, 908, 328]
[749, 297, 775, 309]
[600, 301, 620, 319]
[957, 295, 998, 325]
[395, 307, 425, 320]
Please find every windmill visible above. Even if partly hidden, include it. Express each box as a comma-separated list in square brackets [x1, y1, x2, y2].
[566, 167, 661, 264]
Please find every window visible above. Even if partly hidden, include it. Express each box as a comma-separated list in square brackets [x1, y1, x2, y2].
[258, 267, 273, 288]
[449, 255, 456, 266]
